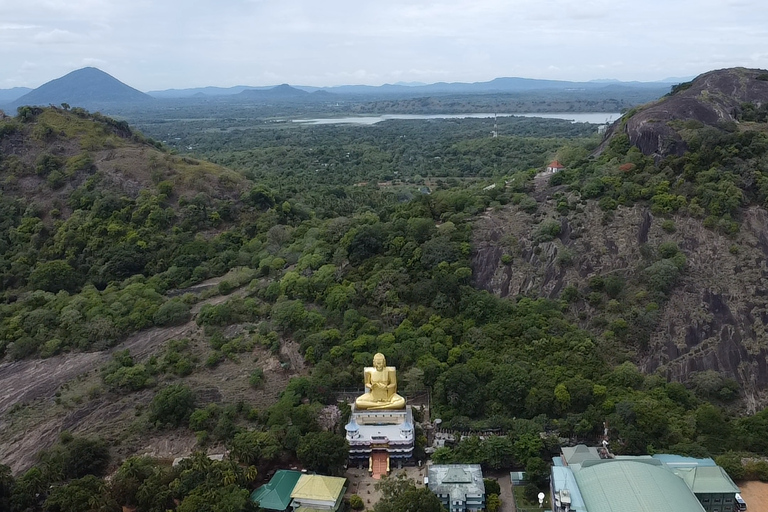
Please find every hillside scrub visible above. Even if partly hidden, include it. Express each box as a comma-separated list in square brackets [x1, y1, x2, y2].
[5, 104, 768, 507]
[558, 122, 768, 233]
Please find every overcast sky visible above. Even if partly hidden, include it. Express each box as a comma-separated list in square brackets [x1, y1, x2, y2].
[1, 0, 766, 91]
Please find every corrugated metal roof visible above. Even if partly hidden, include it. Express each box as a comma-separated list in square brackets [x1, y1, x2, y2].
[551, 466, 587, 512]
[572, 460, 706, 512]
[652, 454, 717, 467]
[250, 470, 303, 510]
[672, 466, 740, 494]
[562, 445, 601, 465]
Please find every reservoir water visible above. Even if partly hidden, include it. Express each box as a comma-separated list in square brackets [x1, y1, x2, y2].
[293, 112, 621, 125]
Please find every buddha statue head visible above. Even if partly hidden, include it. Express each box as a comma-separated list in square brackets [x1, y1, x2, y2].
[373, 353, 386, 372]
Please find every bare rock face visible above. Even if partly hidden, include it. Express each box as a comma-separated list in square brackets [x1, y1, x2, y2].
[599, 67, 768, 160]
[472, 193, 768, 411]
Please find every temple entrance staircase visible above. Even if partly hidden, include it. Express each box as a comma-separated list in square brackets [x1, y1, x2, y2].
[371, 451, 389, 480]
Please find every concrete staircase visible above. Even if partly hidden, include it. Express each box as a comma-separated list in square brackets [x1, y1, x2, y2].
[371, 452, 389, 480]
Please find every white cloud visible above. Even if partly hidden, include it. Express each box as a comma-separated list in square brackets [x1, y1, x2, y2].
[33, 29, 82, 44]
[0, 23, 39, 30]
[0, 0, 766, 89]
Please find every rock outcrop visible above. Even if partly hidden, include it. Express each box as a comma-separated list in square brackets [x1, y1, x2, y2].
[599, 67, 768, 160]
[472, 192, 768, 411]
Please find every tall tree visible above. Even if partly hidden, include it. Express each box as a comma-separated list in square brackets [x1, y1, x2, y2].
[374, 473, 445, 512]
[296, 432, 349, 476]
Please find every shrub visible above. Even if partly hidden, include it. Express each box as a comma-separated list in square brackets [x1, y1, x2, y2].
[645, 259, 683, 294]
[657, 241, 680, 259]
[104, 365, 154, 392]
[715, 452, 745, 480]
[153, 300, 191, 326]
[603, 275, 625, 298]
[486, 493, 501, 512]
[249, 368, 265, 389]
[556, 248, 574, 266]
[349, 494, 365, 510]
[148, 384, 195, 428]
[561, 285, 579, 303]
[35, 153, 63, 177]
[523, 482, 541, 503]
[206, 351, 225, 368]
[28, 260, 79, 293]
[484, 478, 501, 496]
[518, 196, 538, 213]
[218, 280, 235, 295]
[534, 220, 562, 242]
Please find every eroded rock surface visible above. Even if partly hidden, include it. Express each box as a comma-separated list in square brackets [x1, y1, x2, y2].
[473, 196, 768, 411]
[599, 67, 768, 159]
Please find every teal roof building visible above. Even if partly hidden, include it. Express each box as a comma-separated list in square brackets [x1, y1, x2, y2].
[551, 448, 741, 512]
[250, 470, 303, 511]
[656, 456, 740, 512]
[572, 459, 706, 512]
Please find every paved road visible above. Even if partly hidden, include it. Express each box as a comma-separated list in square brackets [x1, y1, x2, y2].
[495, 472, 517, 512]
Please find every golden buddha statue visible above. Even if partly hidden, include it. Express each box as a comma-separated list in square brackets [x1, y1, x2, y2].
[354, 353, 406, 410]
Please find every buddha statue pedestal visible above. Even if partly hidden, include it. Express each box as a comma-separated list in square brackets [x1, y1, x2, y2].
[346, 354, 414, 475]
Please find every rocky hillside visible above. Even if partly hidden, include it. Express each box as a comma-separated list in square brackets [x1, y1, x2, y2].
[0, 105, 247, 219]
[473, 64, 768, 410]
[600, 67, 768, 159]
[472, 182, 768, 411]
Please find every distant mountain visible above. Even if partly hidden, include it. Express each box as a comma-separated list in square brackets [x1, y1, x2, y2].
[147, 85, 271, 98]
[237, 84, 311, 100]
[0, 87, 32, 104]
[658, 75, 696, 83]
[11, 67, 152, 109]
[150, 76, 672, 99]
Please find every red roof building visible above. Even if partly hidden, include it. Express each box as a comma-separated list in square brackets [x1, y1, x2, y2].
[546, 160, 566, 173]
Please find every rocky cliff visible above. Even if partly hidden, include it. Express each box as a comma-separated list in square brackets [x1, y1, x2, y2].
[472, 177, 768, 411]
[599, 67, 768, 159]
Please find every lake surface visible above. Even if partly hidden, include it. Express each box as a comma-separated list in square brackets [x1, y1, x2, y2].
[293, 112, 622, 125]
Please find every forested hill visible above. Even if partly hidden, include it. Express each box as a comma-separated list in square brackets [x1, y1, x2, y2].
[0, 106, 255, 349]
[475, 67, 768, 411]
[4, 94, 768, 511]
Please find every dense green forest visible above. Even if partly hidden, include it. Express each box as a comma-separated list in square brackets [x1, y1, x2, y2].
[2, 104, 768, 512]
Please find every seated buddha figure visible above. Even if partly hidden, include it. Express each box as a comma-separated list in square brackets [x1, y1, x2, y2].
[354, 353, 406, 410]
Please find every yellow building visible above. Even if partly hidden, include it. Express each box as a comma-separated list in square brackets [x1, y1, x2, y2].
[290, 474, 347, 512]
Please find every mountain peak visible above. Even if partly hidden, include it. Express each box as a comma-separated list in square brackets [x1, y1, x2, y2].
[12, 67, 152, 109]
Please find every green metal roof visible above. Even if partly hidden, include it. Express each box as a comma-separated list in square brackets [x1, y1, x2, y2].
[573, 460, 706, 512]
[250, 470, 303, 510]
[562, 444, 601, 465]
[672, 466, 740, 494]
